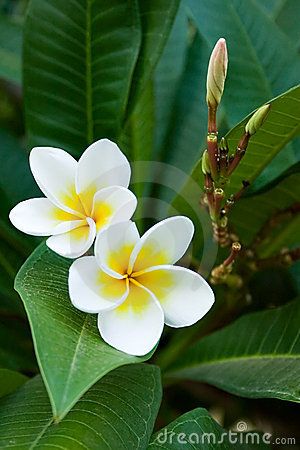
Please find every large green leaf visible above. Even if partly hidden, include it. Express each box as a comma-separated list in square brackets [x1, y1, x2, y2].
[187, 0, 300, 126]
[23, 0, 141, 155]
[0, 364, 162, 449]
[230, 163, 300, 253]
[15, 243, 154, 421]
[153, 3, 188, 155]
[149, 408, 269, 449]
[225, 85, 300, 196]
[126, 0, 180, 117]
[166, 301, 300, 402]
[271, 0, 300, 49]
[0, 14, 22, 83]
[0, 368, 27, 398]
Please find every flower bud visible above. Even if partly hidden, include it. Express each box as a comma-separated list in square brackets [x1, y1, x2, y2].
[201, 150, 211, 175]
[219, 136, 228, 153]
[206, 38, 228, 109]
[245, 104, 270, 136]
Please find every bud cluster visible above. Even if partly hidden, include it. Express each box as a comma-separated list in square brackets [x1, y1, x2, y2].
[202, 38, 270, 247]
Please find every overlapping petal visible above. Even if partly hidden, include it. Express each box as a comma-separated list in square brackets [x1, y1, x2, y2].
[69, 256, 128, 313]
[76, 139, 131, 213]
[9, 198, 80, 236]
[136, 265, 215, 327]
[98, 282, 164, 356]
[129, 216, 194, 273]
[46, 218, 96, 259]
[95, 221, 140, 279]
[91, 186, 137, 232]
[30, 147, 85, 216]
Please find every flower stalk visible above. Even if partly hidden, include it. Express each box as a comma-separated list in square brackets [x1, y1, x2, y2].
[210, 242, 242, 285]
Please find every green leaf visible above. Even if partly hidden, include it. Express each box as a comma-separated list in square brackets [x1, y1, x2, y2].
[225, 85, 300, 196]
[165, 301, 300, 403]
[272, 0, 300, 49]
[0, 129, 38, 312]
[153, 3, 188, 155]
[0, 129, 39, 210]
[172, 85, 300, 228]
[187, 0, 300, 126]
[0, 14, 22, 83]
[0, 368, 27, 398]
[126, 0, 180, 117]
[161, 31, 210, 176]
[15, 243, 154, 421]
[0, 364, 162, 449]
[149, 408, 270, 449]
[230, 163, 300, 250]
[23, 0, 141, 155]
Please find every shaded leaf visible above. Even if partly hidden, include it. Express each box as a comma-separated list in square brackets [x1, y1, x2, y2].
[0, 14, 22, 83]
[126, 0, 180, 117]
[15, 243, 154, 421]
[0, 364, 162, 449]
[187, 0, 300, 126]
[272, 0, 300, 48]
[149, 408, 269, 449]
[166, 301, 300, 403]
[0, 368, 27, 398]
[0, 316, 37, 373]
[230, 163, 300, 250]
[23, 0, 141, 154]
[153, 3, 188, 155]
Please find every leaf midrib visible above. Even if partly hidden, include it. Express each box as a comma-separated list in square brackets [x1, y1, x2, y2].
[29, 418, 54, 449]
[58, 315, 90, 418]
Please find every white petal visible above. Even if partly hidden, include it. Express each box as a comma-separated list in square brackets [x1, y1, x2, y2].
[69, 256, 128, 313]
[46, 218, 96, 259]
[30, 147, 85, 216]
[91, 186, 137, 232]
[9, 198, 81, 236]
[52, 219, 87, 235]
[98, 282, 164, 356]
[129, 216, 194, 273]
[136, 265, 215, 327]
[95, 221, 140, 279]
[76, 139, 131, 213]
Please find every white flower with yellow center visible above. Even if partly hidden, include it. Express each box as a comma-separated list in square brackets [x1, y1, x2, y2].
[9, 139, 137, 258]
[69, 217, 215, 356]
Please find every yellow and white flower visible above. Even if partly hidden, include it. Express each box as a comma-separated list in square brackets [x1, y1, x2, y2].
[69, 217, 215, 356]
[9, 139, 137, 258]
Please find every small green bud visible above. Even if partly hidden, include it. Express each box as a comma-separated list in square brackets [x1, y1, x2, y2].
[219, 137, 228, 153]
[245, 104, 270, 136]
[206, 38, 228, 109]
[201, 150, 211, 175]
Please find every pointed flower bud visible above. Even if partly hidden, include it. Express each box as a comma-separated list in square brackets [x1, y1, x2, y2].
[245, 104, 270, 136]
[201, 150, 211, 175]
[206, 38, 228, 109]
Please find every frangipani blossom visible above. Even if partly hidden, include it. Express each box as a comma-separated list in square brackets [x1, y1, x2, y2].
[9, 139, 137, 258]
[69, 217, 215, 356]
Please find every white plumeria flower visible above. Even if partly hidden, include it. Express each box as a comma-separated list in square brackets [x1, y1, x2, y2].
[69, 217, 215, 356]
[9, 139, 137, 258]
